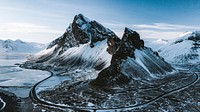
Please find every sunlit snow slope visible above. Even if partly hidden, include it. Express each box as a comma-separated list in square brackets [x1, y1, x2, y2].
[159, 31, 200, 64]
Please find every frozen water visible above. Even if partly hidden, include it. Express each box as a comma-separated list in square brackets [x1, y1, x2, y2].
[0, 54, 50, 97]
[0, 61, 50, 86]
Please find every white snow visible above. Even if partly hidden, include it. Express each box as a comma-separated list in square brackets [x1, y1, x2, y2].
[0, 57, 51, 97]
[87, 102, 94, 107]
[35, 75, 71, 94]
[159, 31, 200, 64]
[41, 109, 46, 112]
[0, 58, 50, 86]
[41, 39, 112, 68]
[0, 39, 46, 54]
[36, 45, 57, 57]
[144, 38, 168, 51]
[134, 51, 151, 75]
[0, 66, 50, 86]
[62, 40, 111, 67]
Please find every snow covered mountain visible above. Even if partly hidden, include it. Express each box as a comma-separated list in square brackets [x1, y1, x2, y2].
[144, 38, 168, 51]
[25, 14, 174, 77]
[21, 15, 177, 110]
[0, 39, 45, 53]
[34, 14, 118, 70]
[90, 28, 175, 87]
[158, 31, 200, 64]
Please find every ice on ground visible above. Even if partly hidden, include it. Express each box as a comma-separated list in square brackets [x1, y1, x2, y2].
[0, 59, 50, 86]
[36, 75, 71, 94]
[0, 66, 50, 86]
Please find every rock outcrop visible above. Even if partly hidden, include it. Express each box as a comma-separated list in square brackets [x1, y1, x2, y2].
[34, 14, 118, 70]
[91, 28, 174, 87]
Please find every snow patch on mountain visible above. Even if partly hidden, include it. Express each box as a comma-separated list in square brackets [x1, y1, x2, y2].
[37, 39, 112, 69]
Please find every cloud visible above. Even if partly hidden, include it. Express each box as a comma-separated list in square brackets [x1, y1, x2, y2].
[133, 23, 200, 31]
[136, 30, 184, 40]
[103, 22, 200, 40]
[0, 22, 64, 43]
[0, 22, 63, 34]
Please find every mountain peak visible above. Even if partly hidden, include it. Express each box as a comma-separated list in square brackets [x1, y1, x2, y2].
[122, 28, 144, 49]
[188, 31, 200, 41]
[73, 14, 90, 27]
[71, 14, 117, 46]
[124, 27, 134, 34]
[159, 31, 200, 64]
[37, 14, 118, 67]
[91, 28, 174, 87]
[0, 39, 45, 53]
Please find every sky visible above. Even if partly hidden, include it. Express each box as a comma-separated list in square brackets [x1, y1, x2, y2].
[0, 0, 200, 43]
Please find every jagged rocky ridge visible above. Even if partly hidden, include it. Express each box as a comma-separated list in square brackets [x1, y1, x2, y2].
[33, 14, 117, 70]
[27, 14, 174, 75]
[91, 28, 174, 87]
[159, 31, 200, 64]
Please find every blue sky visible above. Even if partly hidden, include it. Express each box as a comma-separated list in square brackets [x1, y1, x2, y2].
[0, 0, 200, 43]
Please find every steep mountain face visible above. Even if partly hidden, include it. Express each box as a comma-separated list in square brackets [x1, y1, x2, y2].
[35, 14, 118, 70]
[0, 39, 45, 53]
[91, 28, 174, 87]
[158, 31, 200, 64]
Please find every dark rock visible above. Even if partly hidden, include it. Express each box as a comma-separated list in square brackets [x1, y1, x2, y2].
[188, 31, 200, 41]
[33, 14, 118, 70]
[91, 28, 174, 87]
[0, 90, 19, 112]
[72, 14, 90, 44]
[90, 66, 130, 87]
[107, 36, 121, 54]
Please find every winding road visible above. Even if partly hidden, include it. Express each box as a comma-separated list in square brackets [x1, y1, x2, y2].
[29, 71, 200, 111]
[0, 98, 6, 111]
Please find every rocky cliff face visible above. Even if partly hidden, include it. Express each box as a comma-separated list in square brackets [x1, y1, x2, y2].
[35, 14, 118, 70]
[24, 14, 175, 87]
[91, 28, 174, 87]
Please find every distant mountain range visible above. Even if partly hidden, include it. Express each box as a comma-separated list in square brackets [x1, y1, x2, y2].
[144, 38, 168, 51]
[0, 39, 46, 54]
[159, 31, 200, 64]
